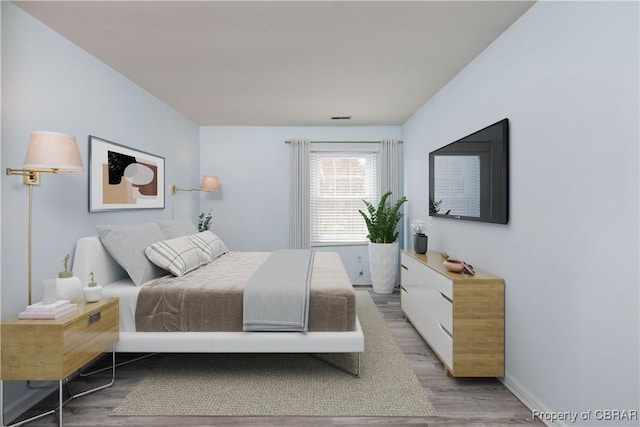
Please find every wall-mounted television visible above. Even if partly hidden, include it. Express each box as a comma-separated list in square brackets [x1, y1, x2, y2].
[429, 118, 509, 224]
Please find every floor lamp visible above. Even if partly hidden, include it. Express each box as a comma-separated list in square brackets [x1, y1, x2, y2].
[170, 175, 219, 219]
[6, 131, 84, 306]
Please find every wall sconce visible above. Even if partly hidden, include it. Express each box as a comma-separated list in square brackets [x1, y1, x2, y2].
[6, 131, 84, 306]
[170, 175, 219, 218]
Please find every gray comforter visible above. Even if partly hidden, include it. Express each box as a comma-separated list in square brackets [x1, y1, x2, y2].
[134, 251, 356, 333]
[242, 249, 314, 332]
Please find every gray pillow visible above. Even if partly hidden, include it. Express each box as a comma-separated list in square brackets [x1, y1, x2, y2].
[155, 218, 198, 239]
[97, 222, 167, 286]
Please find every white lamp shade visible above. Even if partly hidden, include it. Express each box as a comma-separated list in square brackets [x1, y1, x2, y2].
[23, 131, 83, 172]
[199, 175, 219, 191]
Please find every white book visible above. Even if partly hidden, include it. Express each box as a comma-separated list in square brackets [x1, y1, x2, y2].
[26, 300, 71, 312]
[19, 304, 77, 319]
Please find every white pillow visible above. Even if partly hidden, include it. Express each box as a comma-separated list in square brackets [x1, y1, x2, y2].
[188, 231, 228, 263]
[145, 235, 203, 277]
[97, 222, 167, 286]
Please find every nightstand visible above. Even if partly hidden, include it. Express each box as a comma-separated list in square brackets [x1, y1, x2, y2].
[1, 297, 119, 426]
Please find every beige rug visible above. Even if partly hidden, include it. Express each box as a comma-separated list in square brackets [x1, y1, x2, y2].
[112, 291, 436, 417]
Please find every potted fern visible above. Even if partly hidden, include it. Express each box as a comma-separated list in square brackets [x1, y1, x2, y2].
[358, 191, 408, 294]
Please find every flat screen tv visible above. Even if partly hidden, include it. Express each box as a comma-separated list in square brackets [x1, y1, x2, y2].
[429, 118, 509, 224]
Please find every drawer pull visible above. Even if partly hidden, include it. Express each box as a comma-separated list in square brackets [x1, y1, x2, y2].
[440, 292, 452, 304]
[88, 312, 101, 325]
[440, 323, 453, 338]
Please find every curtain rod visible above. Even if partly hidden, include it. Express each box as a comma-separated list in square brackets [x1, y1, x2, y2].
[284, 140, 403, 144]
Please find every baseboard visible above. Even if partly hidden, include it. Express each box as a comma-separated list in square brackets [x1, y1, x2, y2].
[500, 374, 567, 427]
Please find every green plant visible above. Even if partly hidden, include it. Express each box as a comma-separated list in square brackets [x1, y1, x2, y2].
[358, 191, 408, 243]
[198, 209, 212, 232]
[429, 196, 442, 214]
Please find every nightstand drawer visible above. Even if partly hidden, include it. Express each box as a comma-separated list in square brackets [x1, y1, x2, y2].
[62, 300, 118, 379]
[1, 298, 119, 381]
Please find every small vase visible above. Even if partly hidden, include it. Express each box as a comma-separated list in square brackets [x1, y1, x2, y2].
[83, 284, 102, 302]
[56, 276, 83, 303]
[414, 233, 428, 254]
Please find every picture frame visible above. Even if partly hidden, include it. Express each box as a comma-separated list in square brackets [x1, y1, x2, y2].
[89, 135, 165, 211]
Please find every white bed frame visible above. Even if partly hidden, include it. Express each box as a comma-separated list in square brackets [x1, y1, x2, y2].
[72, 237, 365, 356]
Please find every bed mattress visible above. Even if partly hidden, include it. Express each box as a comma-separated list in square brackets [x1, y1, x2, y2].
[105, 251, 356, 333]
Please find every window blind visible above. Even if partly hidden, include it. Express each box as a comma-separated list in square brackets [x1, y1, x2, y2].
[310, 151, 378, 243]
[433, 155, 481, 217]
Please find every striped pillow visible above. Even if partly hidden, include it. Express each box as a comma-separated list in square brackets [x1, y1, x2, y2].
[188, 231, 228, 263]
[145, 235, 203, 277]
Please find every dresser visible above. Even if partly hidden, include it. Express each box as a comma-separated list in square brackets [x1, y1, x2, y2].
[400, 250, 504, 377]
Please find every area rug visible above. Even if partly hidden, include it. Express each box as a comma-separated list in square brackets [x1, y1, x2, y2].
[111, 291, 436, 417]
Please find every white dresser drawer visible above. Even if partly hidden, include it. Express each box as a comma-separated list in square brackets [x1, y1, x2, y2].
[420, 284, 452, 333]
[401, 252, 453, 298]
[400, 253, 423, 288]
[402, 252, 453, 331]
[400, 287, 420, 322]
[402, 286, 452, 367]
[421, 262, 453, 299]
[418, 307, 453, 368]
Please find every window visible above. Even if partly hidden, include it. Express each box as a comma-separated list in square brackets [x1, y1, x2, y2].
[433, 155, 481, 217]
[310, 151, 378, 244]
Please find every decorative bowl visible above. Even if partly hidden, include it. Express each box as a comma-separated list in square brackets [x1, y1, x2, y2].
[443, 259, 475, 275]
[443, 259, 465, 273]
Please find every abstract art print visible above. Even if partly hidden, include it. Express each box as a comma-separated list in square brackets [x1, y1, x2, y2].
[89, 136, 165, 211]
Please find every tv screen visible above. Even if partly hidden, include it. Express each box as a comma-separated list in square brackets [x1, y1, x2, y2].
[429, 118, 509, 224]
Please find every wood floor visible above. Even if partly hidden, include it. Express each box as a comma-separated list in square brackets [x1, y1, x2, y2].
[15, 288, 542, 426]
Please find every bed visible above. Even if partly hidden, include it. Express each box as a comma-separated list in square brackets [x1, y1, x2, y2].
[71, 223, 364, 360]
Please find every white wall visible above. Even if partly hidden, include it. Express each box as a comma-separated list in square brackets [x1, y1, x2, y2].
[1, 2, 200, 416]
[199, 126, 401, 282]
[403, 2, 639, 425]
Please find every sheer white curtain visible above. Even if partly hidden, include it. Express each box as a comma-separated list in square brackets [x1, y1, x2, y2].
[289, 139, 311, 249]
[380, 139, 400, 204]
[380, 139, 403, 286]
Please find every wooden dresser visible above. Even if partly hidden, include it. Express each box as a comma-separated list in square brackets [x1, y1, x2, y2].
[400, 250, 504, 377]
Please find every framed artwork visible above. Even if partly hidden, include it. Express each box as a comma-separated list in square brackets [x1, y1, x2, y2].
[89, 135, 165, 211]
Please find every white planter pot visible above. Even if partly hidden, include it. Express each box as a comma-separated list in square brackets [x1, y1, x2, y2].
[368, 242, 399, 294]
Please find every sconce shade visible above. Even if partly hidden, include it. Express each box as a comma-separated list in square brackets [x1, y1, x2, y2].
[23, 131, 83, 172]
[200, 175, 219, 192]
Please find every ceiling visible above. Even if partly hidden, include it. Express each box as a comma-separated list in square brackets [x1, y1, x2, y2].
[14, 1, 535, 126]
